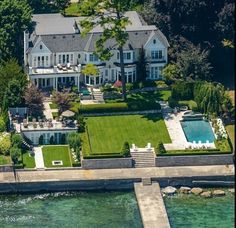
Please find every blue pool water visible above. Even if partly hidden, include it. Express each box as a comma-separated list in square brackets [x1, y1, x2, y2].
[181, 120, 215, 143]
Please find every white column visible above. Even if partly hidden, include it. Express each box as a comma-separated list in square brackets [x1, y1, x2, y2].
[55, 77, 58, 91]
[77, 75, 80, 92]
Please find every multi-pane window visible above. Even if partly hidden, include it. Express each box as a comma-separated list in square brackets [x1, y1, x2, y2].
[150, 66, 163, 79]
[123, 52, 131, 60]
[59, 55, 62, 64]
[89, 54, 98, 62]
[46, 56, 48, 66]
[70, 54, 73, 63]
[151, 50, 163, 60]
[33, 57, 36, 67]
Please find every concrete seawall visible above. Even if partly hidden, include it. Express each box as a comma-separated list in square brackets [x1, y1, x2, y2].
[0, 165, 234, 193]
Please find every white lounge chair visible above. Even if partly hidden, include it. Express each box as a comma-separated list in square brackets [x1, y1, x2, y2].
[192, 141, 197, 149]
[147, 143, 151, 150]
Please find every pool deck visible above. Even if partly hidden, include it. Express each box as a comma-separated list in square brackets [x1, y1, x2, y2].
[134, 182, 170, 228]
[163, 111, 188, 150]
[162, 109, 216, 150]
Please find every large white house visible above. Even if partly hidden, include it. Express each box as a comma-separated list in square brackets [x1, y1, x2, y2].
[24, 11, 169, 91]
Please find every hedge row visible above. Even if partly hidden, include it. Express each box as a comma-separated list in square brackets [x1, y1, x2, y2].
[80, 102, 160, 114]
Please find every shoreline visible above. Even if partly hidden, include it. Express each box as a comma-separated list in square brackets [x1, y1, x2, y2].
[0, 165, 234, 194]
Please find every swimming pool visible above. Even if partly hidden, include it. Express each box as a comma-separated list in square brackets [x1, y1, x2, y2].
[181, 120, 215, 143]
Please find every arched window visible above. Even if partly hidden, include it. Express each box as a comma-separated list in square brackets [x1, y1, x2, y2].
[40, 45, 43, 49]
[153, 39, 156, 44]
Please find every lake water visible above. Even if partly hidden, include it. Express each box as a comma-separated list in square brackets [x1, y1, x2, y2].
[164, 189, 235, 228]
[0, 189, 234, 228]
[0, 191, 142, 228]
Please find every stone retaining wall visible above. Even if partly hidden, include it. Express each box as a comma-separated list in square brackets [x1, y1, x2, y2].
[155, 154, 234, 167]
[81, 157, 133, 169]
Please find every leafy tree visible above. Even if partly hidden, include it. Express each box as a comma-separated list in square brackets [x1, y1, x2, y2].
[11, 134, 23, 148]
[51, 89, 71, 113]
[0, 115, 6, 132]
[24, 84, 44, 117]
[0, 0, 32, 62]
[82, 63, 99, 76]
[215, 2, 235, 47]
[10, 146, 21, 164]
[136, 46, 147, 82]
[55, 0, 70, 14]
[2, 80, 25, 109]
[161, 63, 179, 84]
[0, 59, 27, 108]
[194, 81, 225, 115]
[67, 132, 81, 150]
[79, 0, 133, 100]
[121, 141, 130, 157]
[0, 133, 11, 155]
[176, 44, 212, 81]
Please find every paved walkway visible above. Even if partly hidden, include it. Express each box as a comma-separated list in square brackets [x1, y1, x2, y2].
[0, 165, 234, 183]
[43, 102, 59, 120]
[134, 182, 170, 228]
[163, 111, 188, 150]
[34, 147, 45, 169]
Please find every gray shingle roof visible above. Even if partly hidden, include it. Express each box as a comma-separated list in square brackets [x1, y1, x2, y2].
[29, 11, 169, 53]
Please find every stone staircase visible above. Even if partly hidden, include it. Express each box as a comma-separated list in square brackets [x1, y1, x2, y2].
[92, 88, 104, 103]
[130, 147, 156, 168]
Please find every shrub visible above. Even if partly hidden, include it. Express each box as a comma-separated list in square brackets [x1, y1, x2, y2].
[0, 116, 6, 132]
[0, 134, 11, 155]
[155, 80, 168, 88]
[215, 139, 232, 152]
[156, 141, 166, 155]
[121, 141, 130, 157]
[60, 134, 66, 144]
[49, 136, 54, 144]
[10, 146, 21, 164]
[67, 132, 81, 150]
[11, 134, 23, 148]
[171, 82, 194, 100]
[77, 115, 85, 132]
[168, 97, 178, 108]
[39, 135, 44, 145]
[126, 83, 133, 92]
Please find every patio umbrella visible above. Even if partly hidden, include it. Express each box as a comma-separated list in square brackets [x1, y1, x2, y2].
[61, 110, 75, 118]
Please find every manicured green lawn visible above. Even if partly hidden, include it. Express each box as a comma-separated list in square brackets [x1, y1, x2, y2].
[42, 145, 72, 168]
[52, 112, 59, 119]
[22, 152, 35, 168]
[226, 124, 235, 149]
[85, 114, 171, 154]
[0, 155, 11, 165]
[49, 103, 58, 109]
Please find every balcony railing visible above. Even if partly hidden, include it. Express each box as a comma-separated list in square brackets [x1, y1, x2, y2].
[28, 64, 80, 75]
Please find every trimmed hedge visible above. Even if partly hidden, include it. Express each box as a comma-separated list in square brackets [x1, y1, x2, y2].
[80, 102, 160, 114]
[157, 149, 232, 156]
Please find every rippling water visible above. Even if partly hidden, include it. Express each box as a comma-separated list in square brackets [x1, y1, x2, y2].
[0, 191, 143, 228]
[164, 189, 235, 228]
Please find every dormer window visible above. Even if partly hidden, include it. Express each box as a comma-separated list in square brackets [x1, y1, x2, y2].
[40, 45, 43, 49]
